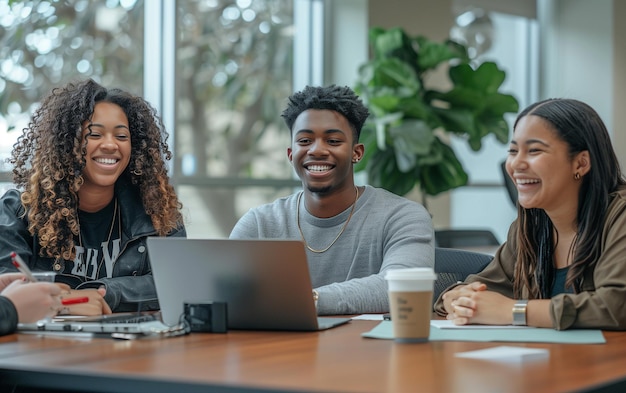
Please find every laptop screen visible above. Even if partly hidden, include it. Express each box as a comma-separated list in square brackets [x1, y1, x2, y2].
[147, 238, 326, 331]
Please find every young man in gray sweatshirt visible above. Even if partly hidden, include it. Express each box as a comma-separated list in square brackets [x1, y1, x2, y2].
[230, 85, 434, 315]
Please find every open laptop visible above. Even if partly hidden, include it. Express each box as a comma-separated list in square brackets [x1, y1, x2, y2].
[17, 238, 349, 335]
[146, 237, 350, 331]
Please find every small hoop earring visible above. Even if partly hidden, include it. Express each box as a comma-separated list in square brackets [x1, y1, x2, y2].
[574, 172, 581, 180]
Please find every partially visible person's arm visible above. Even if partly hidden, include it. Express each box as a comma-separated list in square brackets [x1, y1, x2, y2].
[1, 279, 61, 330]
[0, 190, 36, 275]
[0, 296, 18, 336]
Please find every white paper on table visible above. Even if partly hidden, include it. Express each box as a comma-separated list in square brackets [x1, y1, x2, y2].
[351, 314, 385, 320]
[431, 320, 535, 329]
[455, 346, 549, 363]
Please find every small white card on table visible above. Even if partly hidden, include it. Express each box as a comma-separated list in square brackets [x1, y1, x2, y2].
[455, 346, 549, 363]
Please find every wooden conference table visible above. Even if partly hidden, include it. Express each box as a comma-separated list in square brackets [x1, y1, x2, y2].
[0, 319, 625, 393]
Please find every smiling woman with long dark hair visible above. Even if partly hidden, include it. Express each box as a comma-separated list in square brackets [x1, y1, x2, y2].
[435, 98, 626, 330]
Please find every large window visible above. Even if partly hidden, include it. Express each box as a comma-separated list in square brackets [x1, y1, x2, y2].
[172, 0, 298, 237]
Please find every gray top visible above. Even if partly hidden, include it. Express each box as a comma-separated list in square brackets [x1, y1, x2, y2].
[229, 185, 434, 315]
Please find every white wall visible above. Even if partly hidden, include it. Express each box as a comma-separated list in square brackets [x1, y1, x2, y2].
[324, 0, 368, 87]
[538, 0, 614, 132]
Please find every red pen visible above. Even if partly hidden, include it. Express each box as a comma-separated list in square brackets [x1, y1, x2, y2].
[61, 296, 89, 305]
[10, 251, 37, 282]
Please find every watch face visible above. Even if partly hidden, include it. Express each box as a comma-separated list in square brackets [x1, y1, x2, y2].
[512, 301, 528, 325]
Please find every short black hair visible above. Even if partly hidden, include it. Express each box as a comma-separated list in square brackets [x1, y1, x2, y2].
[281, 85, 370, 141]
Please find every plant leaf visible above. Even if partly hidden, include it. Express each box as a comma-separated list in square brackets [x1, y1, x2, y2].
[371, 112, 404, 149]
[431, 107, 477, 136]
[449, 62, 505, 93]
[366, 148, 419, 196]
[390, 119, 434, 156]
[371, 27, 419, 67]
[420, 139, 468, 195]
[415, 36, 469, 71]
[364, 58, 420, 91]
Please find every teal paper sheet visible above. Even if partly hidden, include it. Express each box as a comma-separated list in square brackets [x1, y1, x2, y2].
[361, 321, 606, 344]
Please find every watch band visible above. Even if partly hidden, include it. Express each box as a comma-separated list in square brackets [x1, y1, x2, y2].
[512, 300, 528, 326]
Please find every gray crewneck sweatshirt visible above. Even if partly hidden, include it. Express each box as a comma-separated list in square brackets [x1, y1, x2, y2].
[230, 185, 434, 315]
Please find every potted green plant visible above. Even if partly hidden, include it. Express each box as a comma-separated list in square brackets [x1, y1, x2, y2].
[354, 27, 519, 202]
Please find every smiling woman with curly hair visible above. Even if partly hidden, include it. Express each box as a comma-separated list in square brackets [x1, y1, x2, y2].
[0, 78, 186, 314]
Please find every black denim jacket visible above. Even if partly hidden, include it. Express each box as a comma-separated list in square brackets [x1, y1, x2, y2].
[0, 181, 186, 312]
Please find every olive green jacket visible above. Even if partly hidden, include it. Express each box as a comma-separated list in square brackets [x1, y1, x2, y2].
[434, 188, 626, 330]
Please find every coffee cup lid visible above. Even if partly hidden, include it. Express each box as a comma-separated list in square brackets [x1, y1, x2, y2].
[385, 267, 437, 281]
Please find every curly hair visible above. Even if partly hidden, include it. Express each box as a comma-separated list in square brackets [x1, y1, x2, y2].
[281, 85, 370, 142]
[511, 98, 626, 299]
[9, 78, 184, 261]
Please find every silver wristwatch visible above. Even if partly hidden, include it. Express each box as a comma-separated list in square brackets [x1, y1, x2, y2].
[512, 300, 528, 326]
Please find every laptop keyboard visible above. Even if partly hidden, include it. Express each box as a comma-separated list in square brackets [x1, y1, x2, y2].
[100, 313, 158, 324]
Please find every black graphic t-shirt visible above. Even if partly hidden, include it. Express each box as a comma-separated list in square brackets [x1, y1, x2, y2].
[70, 199, 122, 281]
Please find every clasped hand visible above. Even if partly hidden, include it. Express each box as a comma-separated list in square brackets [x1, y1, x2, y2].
[442, 282, 515, 325]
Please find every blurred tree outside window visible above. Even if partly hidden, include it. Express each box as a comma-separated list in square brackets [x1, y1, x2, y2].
[174, 0, 296, 237]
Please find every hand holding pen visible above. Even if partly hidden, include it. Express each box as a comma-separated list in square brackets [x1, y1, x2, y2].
[9, 251, 89, 307]
[0, 278, 62, 323]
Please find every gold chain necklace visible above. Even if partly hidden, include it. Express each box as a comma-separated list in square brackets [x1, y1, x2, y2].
[296, 186, 359, 253]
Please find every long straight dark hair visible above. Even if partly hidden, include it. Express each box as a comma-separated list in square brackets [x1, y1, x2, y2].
[512, 99, 626, 298]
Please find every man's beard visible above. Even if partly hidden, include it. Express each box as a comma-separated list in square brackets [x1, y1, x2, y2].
[306, 184, 332, 195]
